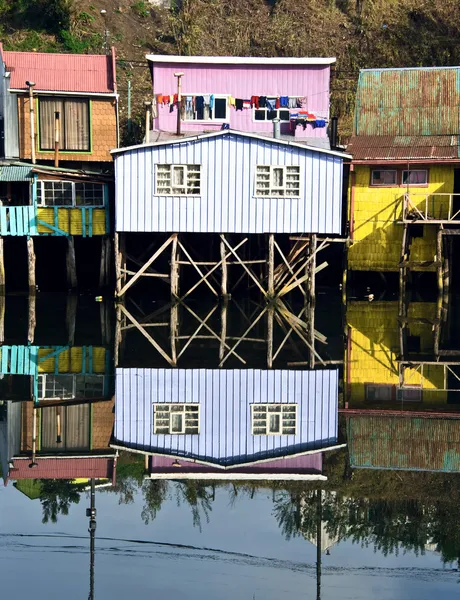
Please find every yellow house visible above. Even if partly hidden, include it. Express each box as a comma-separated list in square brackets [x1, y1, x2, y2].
[347, 67, 460, 276]
[346, 301, 449, 408]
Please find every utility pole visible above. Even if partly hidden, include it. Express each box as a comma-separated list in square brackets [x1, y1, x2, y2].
[87, 478, 97, 600]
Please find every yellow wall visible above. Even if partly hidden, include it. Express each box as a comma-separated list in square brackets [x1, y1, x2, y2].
[347, 301, 446, 405]
[348, 165, 454, 271]
[38, 347, 107, 373]
[37, 207, 107, 236]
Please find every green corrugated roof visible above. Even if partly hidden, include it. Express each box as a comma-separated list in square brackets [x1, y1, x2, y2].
[348, 416, 460, 472]
[354, 67, 460, 138]
[0, 165, 33, 182]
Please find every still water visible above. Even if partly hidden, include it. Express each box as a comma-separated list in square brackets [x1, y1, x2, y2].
[0, 292, 459, 599]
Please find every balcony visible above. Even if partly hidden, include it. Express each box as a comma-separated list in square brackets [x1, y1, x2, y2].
[401, 192, 460, 224]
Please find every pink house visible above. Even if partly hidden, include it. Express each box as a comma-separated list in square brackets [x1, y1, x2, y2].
[146, 55, 335, 146]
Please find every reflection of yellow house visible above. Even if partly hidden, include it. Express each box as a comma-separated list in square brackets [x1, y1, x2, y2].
[347, 67, 460, 273]
[346, 302, 447, 407]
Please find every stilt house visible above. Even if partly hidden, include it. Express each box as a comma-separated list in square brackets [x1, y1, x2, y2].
[113, 55, 349, 300]
[0, 45, 117, 289]
[347, 67, 460, 295]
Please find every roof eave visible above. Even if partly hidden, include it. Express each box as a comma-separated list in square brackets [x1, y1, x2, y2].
[146, 54, 336, 66]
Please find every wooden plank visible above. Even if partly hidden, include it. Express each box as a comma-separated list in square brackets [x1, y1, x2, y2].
[220, 235, 267, 298]
[10, 207, 17, 236]
[177, 304, 218, 360]
[66, 236, 78, 290]
[178, 239, 218, 297]
[27, 237, 36, 294]
[0, 208, 7, 234]
[117, 234, 176, 298]
[268, 234, 275, 297]
[221, 235, 228, 297]
[0, 237, 5, 292]
[219, 306, 267, 367]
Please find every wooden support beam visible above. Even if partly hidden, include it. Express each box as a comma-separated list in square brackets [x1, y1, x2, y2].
[28, 294, 36, 344]
[99, 237, 111, 288]
[267, 305, 274, 368]
[219, 301, 228, 362]
[219, 306, 267, 367]
[309, 234, 317, 304]
[268, 234, 275, 298]
[170, 302, 179, 364]
[177, 304, 218, 360]
[66, 294, 77, 346]
[66, 235, 77, 290]
[436, 227, 443, 302]
[221, 235, 228, 297]
[177, 239, 218, 297]
[220, 235, 267, 298]
[274, 239, 306, 299]
[0, 294, 4, 344]
[119, 303, 175, 367]
[117, 234, 176, 298]
[27, 237, 36, 295]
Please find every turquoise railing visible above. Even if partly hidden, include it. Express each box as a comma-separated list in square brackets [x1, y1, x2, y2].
[0, 206, 37, 236]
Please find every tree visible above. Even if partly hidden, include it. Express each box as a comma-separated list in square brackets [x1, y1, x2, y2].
[39, 479, 84, 524]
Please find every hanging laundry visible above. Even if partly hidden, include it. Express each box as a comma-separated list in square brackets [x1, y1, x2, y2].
[169, 94, 174, 104]
[185, 96, 193, 112]
[288, 97, 297, 109]
[259, 96, 267, 108]
[173, 94, 178, 104]
[251, 96, 259, 109]
[306, 113, 316, 121]
[315, 119, 326, 128]
[297, 97, 307, 108]
[289, 113, 299, 119]
[295, 118, 307, 130]
[243, 100, 251, 109]
[229, 96, 236, 107]
[157, 94, 164, 105]
[204, 94, 210, 106]
[235, 99, 244, 111]
[195, 95, 205, 120]
[210, 94, 215, 110]
[275, 98, 280, 109]
[266, 98, 276, 111]
[280, 96, 289, 108]
[163, 96, 170, 105]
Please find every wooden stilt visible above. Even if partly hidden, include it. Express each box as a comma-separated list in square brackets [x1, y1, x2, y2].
[66, 294, 77, 346]
[436, 227, 443, 302]
[268, 234, 275, 298]
[221, 235, 228, 298]
[66, 236, 78, 290]
[27, 237, 36, 295]
[114, 305, 122, 367]
[99, 236, 111, 288]
[219, 300, 228, 362]
[114, 232, 122, 295]
[309, 234, 317, 304]
[0, 237, 4, 294]
[267, 305, 274, 368]
[0, 294, 5, 344]
[27, 294, 36, 344]
[170, 302, 179, 365]
[171, 235, 180, 299]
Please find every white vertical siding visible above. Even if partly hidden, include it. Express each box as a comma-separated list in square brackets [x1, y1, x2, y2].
[115, 133, 344, 234]
[114, 368, 339, 466]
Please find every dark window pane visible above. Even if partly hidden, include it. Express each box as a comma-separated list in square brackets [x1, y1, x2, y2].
[254, 110, 266, 121]
[279, 110, 290, 121]
[267, 110, 277, 120]
[214, 98, 227, 119]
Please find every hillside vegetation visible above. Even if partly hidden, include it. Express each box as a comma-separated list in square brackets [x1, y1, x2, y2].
[2, 0, 460, 137]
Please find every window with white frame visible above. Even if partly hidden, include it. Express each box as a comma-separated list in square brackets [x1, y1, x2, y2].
[38, 374, 105, 399]
[251, 404, 297, 435]
[255, 165, 300, 197]
[36, 181, 105, 207]
[402, 169, 428, 185]
[371, 169, 398, 186]
[183, 95, 228, 121]
[254, 100, 291, 122]
[154, 404, 200, 434]
[156, 164, 201, 195]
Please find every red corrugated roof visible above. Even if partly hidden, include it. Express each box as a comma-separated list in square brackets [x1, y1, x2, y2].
[1, 46, 115, 93]
[9, 456, 115, 480]
[347, 135, 460, 161]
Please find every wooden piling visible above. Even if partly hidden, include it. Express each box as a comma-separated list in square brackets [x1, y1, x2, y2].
[171, 235, 180, 299]
[221, 235, 228, 298]
[267, 305, 274, 368]
[309, 234, 317, 304]
[99, 236, 111, 288]
[436, 227, 443, 302]
[0, 237, 5, 294]
[170, 302, 179, 365]
[219, 300, 228, 362]
[27, 237, 36, 295]
[28, 294, 36, 344]
[66, 236, 78, 290]
[268, 233, 275, 298]
[66, 294, 77, 346]
[0, 294, 5, 344]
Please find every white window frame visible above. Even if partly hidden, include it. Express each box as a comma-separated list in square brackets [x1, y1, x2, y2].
[155, 164, 201, 196]
[402, 169, 428, 186]
[36, 180, 105, 207]
[254, 165, 300, 198]
[252, 96, 298, 123]
[37, 374, 105, 400]
[370, 169, 398, 186]
[154, 403, 200, 434]
[251, 404, 297, 436]
[182, 94, 229, 123]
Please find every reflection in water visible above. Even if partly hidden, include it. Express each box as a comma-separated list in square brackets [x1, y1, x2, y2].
[1, 292, 460, 598]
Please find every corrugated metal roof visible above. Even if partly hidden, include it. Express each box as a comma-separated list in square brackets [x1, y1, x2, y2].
[347, 416, 460, 472]
[0, 165, 33, 182]
[2, 51, 115, 93]
[114, 368, 339, 467]
[347, 135, 460, 161]
[9, 456, 115, 480]
[354, 68, 460, 137]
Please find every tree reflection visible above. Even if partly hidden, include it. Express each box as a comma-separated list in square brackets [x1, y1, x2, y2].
[39, 479, 85, 524]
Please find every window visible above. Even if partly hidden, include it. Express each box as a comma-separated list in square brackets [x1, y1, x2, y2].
[254, 99, 291, 122]
[402, 169, 428, 185]
[251, 404, 297, 435]
[183, 95, 228, 122]
[36, 181, 105, 207]
[156, 164, 201, 195]
[371, 170, 398, 186]
[154, 404, 200, 434]
[397, 387, 423, 402]
[38, 375, 105, 399]
[255, 165, 300, 197]
[365, 384, 395, 402]
[39, 98, 90, 152]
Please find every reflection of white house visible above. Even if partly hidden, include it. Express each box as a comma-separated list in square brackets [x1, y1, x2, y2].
[113, 368, 341, 476]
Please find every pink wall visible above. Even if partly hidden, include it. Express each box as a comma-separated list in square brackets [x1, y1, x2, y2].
[149, 452, 323, 473]
[151, 62, 330, 138]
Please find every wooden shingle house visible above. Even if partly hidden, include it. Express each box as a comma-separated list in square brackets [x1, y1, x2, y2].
[114, 55, 349, 300]
[0, 44, 118, 290]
